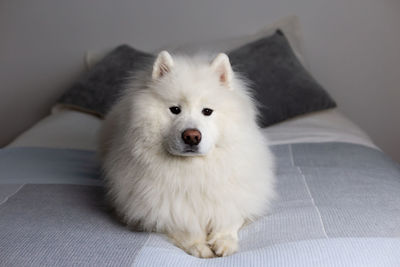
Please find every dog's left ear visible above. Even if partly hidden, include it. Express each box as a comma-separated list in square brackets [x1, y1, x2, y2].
[152, 51, 174, 79]
[210, 53, 233, 89]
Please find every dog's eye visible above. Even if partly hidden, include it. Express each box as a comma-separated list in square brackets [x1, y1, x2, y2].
[202, 108, 213, 116]
[169, 106, 181, 115]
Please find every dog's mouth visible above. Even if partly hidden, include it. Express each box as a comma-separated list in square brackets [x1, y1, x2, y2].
[168, 146, 204, 157]
[181, 147, 201, 156]
[165, 139, 207, 157]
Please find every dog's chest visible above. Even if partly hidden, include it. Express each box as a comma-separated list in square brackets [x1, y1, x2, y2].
[152, 170, 245, 214]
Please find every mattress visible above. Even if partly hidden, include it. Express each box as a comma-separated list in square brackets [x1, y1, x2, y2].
[1, 108, 400, 266]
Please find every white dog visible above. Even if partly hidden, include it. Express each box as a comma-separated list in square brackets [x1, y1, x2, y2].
[99, 51, 275, 258]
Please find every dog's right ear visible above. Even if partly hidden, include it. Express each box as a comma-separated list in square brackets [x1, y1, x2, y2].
[152, 51, 174, 79]
[210, 53, 233, 89]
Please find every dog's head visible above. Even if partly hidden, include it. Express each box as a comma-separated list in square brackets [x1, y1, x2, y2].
[132, 51, 253, 157]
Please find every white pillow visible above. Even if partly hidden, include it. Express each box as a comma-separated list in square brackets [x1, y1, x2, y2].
[84, 15, 308, 70]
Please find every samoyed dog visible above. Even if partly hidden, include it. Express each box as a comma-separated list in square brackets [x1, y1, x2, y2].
[99, 51, 275, 258]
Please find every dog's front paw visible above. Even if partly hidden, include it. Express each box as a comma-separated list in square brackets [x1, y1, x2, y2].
[169, 231, 215, 258]
[185, 242, 215, 258]
[208, 235, 238, 257]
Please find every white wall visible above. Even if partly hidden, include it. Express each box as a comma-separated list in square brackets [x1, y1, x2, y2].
[1, 0, 399, 161]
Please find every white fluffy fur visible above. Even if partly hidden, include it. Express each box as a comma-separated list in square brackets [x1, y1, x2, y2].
[99, 51, 275, 258]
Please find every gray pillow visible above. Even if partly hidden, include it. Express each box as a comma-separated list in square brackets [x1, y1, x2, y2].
[58, 31, 336, 126]
[58, 45, 154, 117]
[228, 30, 336, 127]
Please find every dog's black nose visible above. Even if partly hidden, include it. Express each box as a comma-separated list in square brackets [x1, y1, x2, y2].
[182, 129, 202, 146]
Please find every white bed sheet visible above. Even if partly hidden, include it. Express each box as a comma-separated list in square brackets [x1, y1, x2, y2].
[8, 108, 377, 150]
[9, 108, 101, 150]
[264, 109, 377, 149]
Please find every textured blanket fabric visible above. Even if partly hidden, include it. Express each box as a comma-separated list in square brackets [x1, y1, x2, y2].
[0, 143, 399, 266]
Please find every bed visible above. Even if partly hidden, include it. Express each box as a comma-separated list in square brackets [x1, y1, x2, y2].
[1, 107, 399, 266]
[1, 17, 400, 266]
